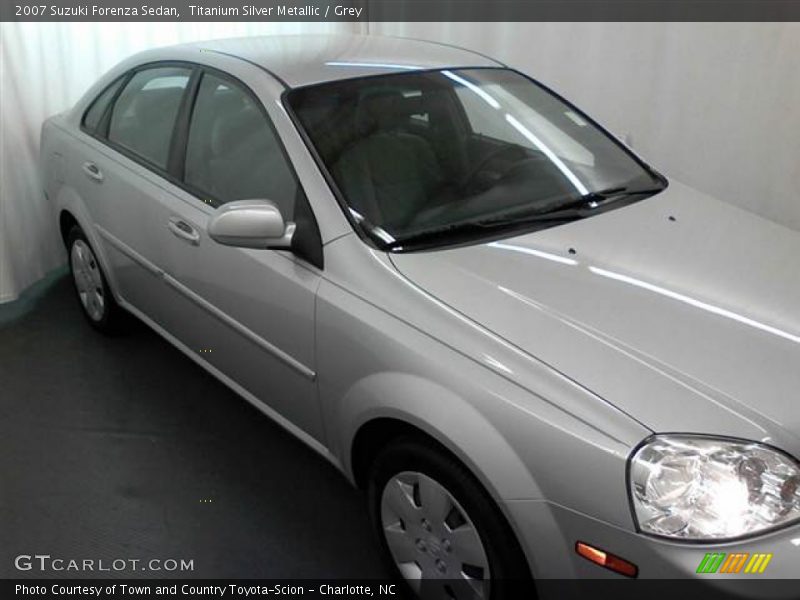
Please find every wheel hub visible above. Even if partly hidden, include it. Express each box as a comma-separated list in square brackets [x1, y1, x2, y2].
[380, 471, 490, 599]
[70, 239, 105, 322]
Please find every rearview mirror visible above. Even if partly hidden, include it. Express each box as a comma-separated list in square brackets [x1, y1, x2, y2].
[208, 199, 295, 250]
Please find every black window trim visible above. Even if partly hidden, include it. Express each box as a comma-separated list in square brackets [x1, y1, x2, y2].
[80, 73, 130, 135]
[176, 66, 290, 211]
[80, 61, 197, 185]
[79, 59, 324, 269]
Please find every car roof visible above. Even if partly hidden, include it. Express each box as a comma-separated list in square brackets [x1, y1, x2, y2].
[180, 34, 503, 88]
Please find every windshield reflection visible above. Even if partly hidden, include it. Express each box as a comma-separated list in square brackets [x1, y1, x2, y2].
[289, 68, 665, 249]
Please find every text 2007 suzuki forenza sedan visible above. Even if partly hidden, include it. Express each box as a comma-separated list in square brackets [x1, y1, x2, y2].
[40, 34, 800, 598]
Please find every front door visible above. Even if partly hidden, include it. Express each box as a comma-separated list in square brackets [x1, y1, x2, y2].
[152, 70, 324, 442]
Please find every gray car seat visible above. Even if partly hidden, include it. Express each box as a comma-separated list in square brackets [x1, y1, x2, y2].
[331, 90, 445, 230]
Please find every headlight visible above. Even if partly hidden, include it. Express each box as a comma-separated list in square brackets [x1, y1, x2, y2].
[629, 435, 800, 540]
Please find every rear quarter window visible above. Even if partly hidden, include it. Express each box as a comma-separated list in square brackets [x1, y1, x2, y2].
[82, 76, 126, 134]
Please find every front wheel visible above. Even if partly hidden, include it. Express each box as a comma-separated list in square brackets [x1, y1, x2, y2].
[367, 437, 534, 600]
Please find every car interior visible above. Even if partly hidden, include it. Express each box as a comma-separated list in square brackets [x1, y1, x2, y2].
[290, 73, 577, 238]
[183, 77, 298, 216]
[108, 73, 190, 168]
[103, 70, 299, 218]
[99, 66, 654, 250]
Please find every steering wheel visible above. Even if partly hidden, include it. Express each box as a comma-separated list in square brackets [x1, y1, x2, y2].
[458, 145, 530, 193]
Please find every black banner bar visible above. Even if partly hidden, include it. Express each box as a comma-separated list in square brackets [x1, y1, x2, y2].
[4, 0, 800, 22]
[5, 579, 800, 600]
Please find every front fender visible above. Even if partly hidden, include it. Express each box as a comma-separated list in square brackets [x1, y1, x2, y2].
[336, 371, 544, 503]
[316, 263, 646, 533]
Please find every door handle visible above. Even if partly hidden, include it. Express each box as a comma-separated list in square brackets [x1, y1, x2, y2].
[167, 217, 200, 246]
[82, 161, 104, 182]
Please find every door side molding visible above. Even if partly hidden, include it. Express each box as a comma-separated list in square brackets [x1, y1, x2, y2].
[95, 224, 316, 381]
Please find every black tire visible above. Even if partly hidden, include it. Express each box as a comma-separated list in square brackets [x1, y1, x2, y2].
[66, 225, 127, 334]
[367, 436, 534, 600]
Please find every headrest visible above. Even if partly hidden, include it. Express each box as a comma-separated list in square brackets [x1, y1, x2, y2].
[132, 88, 182, 119]
[210, 106, 260, 156]
[356, 89, 417, 134]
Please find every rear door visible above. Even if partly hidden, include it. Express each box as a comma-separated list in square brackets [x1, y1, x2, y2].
[75, 65, 195, 320]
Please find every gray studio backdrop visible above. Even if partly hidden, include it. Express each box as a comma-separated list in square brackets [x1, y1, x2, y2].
[1, 22, 798, 302]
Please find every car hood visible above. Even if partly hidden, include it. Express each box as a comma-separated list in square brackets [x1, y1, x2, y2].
[390, 182, 800, 445]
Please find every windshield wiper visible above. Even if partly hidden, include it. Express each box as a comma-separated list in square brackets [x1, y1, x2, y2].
[471, 185, 665, 230]
[385, 210, 583, 250]
[384, 185, 666, 250]
[558, 185, 666, 211]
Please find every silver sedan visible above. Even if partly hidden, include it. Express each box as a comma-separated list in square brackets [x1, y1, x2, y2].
[40, 34, 800, 597]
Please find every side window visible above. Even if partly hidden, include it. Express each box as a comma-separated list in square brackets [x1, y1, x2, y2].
[108, 67, 191, 169]
[184, 72, 297, 217]
[82, 76, 126, 134]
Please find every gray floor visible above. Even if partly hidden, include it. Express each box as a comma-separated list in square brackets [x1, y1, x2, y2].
[0, 273, 389, 579]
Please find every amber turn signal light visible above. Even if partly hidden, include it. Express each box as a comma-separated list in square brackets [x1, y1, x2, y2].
[576, 541, 638, 577]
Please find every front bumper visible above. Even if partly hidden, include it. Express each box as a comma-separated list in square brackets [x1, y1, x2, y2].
[506, 499, 800, 595]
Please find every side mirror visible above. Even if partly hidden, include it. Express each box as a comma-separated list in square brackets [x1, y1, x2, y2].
[208, 199, 295, 250]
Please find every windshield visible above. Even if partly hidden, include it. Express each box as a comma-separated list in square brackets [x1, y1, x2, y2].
[287, 68, 666, 250]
